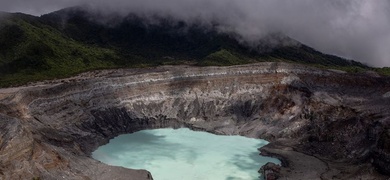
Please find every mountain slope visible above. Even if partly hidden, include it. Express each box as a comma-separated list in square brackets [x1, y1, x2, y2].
[41, 7, 254, 64]
[41, 7, 370, 67]
[0, 7, 384, 87]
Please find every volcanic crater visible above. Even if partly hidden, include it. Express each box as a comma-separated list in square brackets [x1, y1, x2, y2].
[1, 62, 390, 179]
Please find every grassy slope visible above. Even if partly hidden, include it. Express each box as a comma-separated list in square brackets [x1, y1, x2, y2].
[0, 13, 119, 87]
[258, 45, 378, 74]
[199, 49, 251, 66]
[376, 67, 390, 75]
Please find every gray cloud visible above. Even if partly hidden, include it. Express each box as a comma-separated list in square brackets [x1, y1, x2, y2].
[1, 0, 389, 67]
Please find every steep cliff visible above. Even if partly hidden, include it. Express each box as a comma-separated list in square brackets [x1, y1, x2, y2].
[0, 62, 389, 179]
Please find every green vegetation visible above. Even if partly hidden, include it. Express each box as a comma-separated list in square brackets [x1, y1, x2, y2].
[375, 67, 390, 76]
[199, 49, 250, 66]
[0, 14, 119, 87]
[0, 9, 388, 87]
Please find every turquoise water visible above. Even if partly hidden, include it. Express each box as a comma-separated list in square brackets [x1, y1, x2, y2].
[92, 128, 280, 180]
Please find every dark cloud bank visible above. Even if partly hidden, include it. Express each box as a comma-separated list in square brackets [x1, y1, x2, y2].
[1, 0, 390, 67]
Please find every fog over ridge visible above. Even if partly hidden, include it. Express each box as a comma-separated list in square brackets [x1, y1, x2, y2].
[1, 0, 390, 67]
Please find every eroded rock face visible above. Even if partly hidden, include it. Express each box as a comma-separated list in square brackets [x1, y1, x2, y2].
[0, 62, 389, 179]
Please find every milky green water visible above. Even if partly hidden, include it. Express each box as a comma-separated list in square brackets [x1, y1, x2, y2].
[92, 128, 280, 180]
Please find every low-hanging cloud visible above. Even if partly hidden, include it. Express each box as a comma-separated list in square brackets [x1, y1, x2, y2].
[1, 0, 390, 67]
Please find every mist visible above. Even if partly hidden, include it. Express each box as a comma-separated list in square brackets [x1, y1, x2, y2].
[1, 0, 389, 67]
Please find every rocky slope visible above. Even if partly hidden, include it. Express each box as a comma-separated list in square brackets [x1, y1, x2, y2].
[0, 62, 389, 179]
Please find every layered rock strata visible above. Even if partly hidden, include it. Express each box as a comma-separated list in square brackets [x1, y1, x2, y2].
[0, 62, 389, 179]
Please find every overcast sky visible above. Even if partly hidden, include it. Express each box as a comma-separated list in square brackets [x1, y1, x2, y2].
[1, 0, 389, 67]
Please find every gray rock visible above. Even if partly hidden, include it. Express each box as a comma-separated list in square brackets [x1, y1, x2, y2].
[383, 91, 390, 98]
